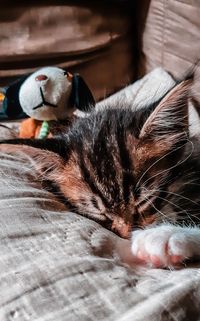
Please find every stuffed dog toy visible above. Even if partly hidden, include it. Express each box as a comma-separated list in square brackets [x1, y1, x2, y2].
[0, 66, 95, 138]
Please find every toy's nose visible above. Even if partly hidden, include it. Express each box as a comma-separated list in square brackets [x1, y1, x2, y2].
[35, 74, 48, 82]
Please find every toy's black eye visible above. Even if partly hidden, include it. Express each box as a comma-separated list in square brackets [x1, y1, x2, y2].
[63, 71, 67, 75]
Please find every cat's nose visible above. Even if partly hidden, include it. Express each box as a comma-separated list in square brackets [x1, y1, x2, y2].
[35, 74, 48, 82]
[111, 217, 132, 239]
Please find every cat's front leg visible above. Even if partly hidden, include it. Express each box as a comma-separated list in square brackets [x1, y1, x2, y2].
[131, 225, 200, 268]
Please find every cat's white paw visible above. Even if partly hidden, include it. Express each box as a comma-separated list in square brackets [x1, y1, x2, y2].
[131, 225, 200, 268]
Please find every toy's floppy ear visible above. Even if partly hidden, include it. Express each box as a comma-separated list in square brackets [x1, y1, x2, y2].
[70, 74, 95, 111]
[2, 75, 28, 118]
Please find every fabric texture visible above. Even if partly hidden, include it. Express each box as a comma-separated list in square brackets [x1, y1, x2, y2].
[0, 68, 200, 321]
[140, 0, 200, 100]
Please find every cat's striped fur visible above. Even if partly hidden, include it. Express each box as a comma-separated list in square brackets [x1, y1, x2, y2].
[1, 74, 200, 267]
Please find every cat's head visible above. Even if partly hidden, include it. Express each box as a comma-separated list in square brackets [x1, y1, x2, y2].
[1, 76, 193, 238]
[55, 78, 191, 237]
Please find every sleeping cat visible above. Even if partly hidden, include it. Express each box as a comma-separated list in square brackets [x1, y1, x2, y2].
[1, 74, 200, 268]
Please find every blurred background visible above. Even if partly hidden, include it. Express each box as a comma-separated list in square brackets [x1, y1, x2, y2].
[0, 0, 200, 102]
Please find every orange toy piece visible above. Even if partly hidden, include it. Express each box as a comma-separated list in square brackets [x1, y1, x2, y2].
[19, 118, 43, 138]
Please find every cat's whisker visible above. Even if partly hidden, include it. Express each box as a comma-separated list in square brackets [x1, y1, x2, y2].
[141, 186, 200, 225]
[142, 194, 170, 222]
[135, 141, 188, 191]
[145, 187, 200, 208]
[183, 182, 200, 187]
[175, 213, 200, 223]
[138, 139, 194, 191]
[152, 193, 196, 225]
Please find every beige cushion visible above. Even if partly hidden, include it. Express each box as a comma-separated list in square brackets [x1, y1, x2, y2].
[140, 0, 200, 100]
[0, 68, 199, 321]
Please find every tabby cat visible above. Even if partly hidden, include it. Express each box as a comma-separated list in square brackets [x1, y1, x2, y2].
[1, 74, 200, 268]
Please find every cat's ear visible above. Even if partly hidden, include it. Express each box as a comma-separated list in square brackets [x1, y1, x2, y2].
[138, 77, 192, 156]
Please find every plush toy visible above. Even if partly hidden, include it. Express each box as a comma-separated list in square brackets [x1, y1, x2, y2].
[0, 67, 95, 138]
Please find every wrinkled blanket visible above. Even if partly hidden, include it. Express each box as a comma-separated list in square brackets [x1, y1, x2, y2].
[0, 68, 200, 321]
